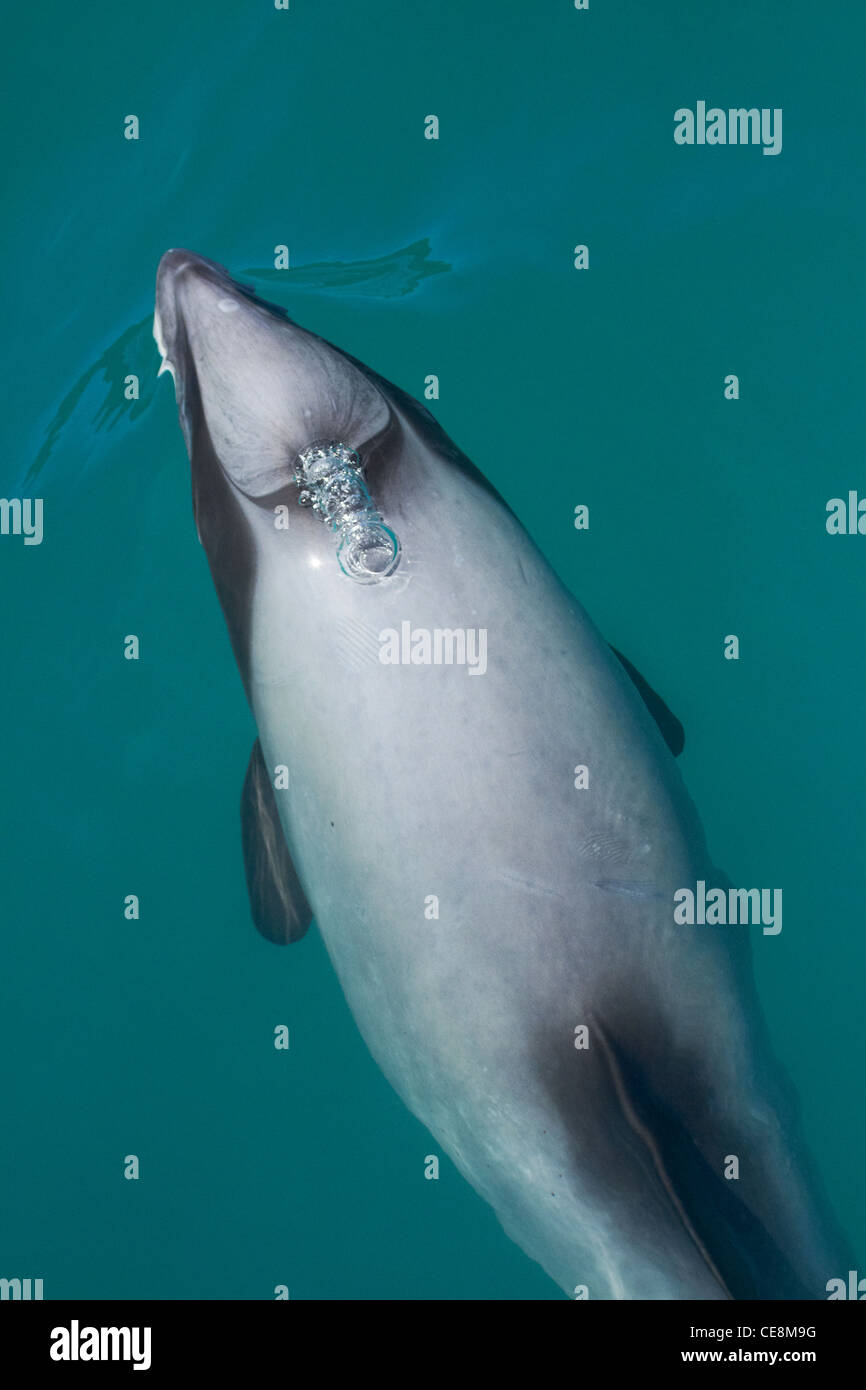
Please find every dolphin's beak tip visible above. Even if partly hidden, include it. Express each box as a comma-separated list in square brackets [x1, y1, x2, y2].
[157, 247, 203, 279]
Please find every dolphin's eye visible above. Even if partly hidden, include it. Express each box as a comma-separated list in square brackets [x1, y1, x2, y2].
[293, 441, 401, 584]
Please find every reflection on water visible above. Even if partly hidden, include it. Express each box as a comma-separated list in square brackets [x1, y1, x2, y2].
[242, 237, 449, 297]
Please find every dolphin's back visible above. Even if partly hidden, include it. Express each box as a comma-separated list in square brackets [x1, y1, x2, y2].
[248, 472, 845, 1299]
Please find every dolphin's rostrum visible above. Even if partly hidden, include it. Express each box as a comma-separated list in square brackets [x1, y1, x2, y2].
[154, 248, 849, 1299]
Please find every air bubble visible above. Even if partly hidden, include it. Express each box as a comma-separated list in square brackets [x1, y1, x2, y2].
[294, 441, 401, 585]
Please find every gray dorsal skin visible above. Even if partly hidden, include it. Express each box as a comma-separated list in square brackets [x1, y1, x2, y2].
[240, 646, 681, 946]
[241, 738, 312, 944]
[154, 249, 850, 1299]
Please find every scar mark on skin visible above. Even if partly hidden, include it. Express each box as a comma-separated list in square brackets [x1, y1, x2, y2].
[498, 871, 571, 904]
[592, 880, 663, 900]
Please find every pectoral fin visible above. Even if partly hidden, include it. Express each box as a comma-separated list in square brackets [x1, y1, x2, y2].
[610, 646, 685, 757]
[241, 739, 312, 945]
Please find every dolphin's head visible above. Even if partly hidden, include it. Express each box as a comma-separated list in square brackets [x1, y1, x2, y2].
[154, 248, 511, 686]
[154, 249, 418, 669]
[154, 249, 394, 498]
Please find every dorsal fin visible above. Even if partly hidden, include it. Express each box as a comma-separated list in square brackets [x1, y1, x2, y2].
[591, 1018, 731, 1297]
[241, 739, 312, 944]
[591, 1017, 814, 1300]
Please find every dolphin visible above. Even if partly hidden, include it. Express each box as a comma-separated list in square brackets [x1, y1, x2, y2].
[154, 249, 848, 1299]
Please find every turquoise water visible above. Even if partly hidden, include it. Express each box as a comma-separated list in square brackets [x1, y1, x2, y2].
[2, 1, 863, 1299]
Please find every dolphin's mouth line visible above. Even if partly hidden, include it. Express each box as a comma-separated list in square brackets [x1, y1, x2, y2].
[293, 440, 401, 584]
